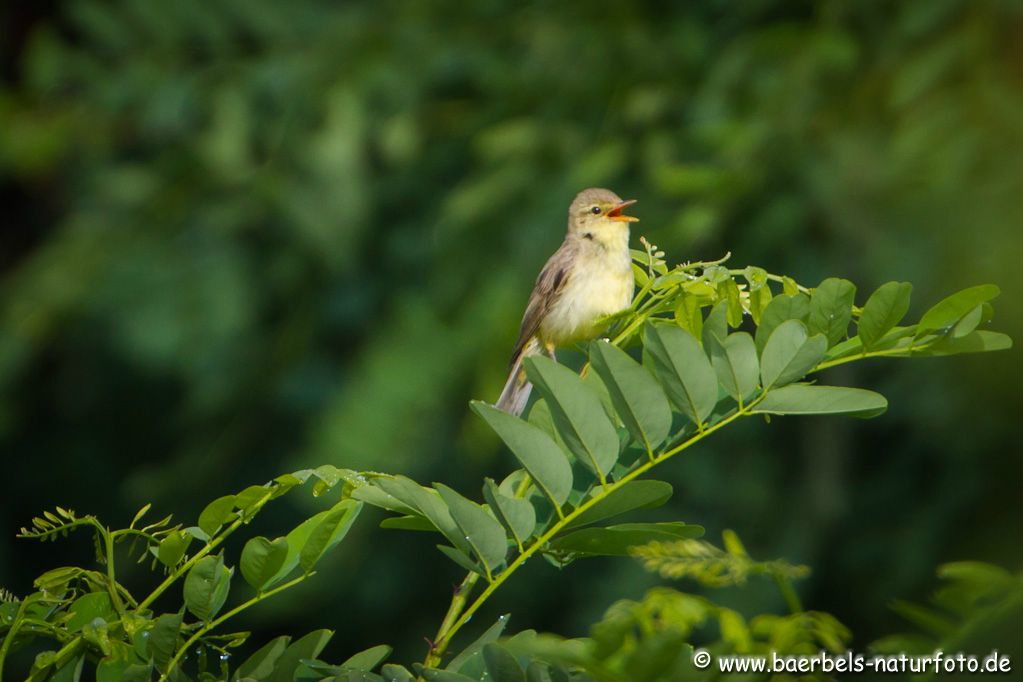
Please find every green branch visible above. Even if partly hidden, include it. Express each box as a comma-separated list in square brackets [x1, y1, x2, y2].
[424, 397, 761, 668]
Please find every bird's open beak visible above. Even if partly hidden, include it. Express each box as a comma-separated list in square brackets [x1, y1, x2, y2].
[607, 199, 639, 222]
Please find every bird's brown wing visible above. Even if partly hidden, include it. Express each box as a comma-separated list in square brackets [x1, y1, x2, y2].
[508, 240, 576, 366]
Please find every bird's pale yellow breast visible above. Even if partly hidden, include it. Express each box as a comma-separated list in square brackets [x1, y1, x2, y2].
[538, 230, 633, 346]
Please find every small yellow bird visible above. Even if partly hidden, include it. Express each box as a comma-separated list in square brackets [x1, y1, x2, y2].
[497, 187, 638, 415]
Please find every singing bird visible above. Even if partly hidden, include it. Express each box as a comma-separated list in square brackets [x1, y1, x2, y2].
[496, 188, 638, 415]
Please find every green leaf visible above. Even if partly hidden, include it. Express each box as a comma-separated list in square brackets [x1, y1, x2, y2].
[341, 644, 393, 672]
[754, 293, 810, 353]
[183, 554, 232, 622]
[234, 485, 271, 517]
[483, 479, 536, 547]
[565, 480, 673, 530]
[350, 484, 418, 516]
[588, 341, 672, 452]
[701, 300, 728, 349]
[582, 369, 618, 425]
[268, 501, 363, 588]
[673, 295, 703, 338]
[49, 654, 86, 682]
[382, 664, 416, 682]
[232, 636, 290, 681]
[66, 592, 116, 632]
[760, 320, 827, 389]
[374, 476, 469, 553]
[749, 282, 773, 325]
[82, 618, 112, 657]
[721, 278, 744, 327]
[97, 647, 150, 682]
[548, 522, 703, 558]
[752, 385, 888, 418]
[807, 278, 856, 346]
[435, 484, 508, 573]
[937, 561, 1015, 592]
[422, 670, 477, 681]
[198, 495, 237, 536]
[858, 282, 912, 350]
[240, 536, 289, 591]
[922, 330, 1013, 356]
[153, 531, 192, 568]
[741, 265, 766, 289]
[643, 324, 718, 426]
[148, 610, 183, 672]
[298, 499, 362, 573]
[952, 304, 983, 338]
[524, 356, 619, 480]
[472, 402, 573, 508]
[446, 614, 510, 676]
[483, 643, 525, 682]
[437, 545, 484, 576]
[890, 600, 957, 638]
[266, 629, 334, 682]
[379, 515, 437, 532]
[706, 331, 759, 404]
[917, 284, 1000, 336]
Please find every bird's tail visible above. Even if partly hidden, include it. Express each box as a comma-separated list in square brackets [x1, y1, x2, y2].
[496, 337, 545, 417]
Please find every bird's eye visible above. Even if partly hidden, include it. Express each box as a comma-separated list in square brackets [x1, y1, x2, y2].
[590, 206, 602, 215]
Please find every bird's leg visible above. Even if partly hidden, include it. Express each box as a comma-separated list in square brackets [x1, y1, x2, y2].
[544, 341, 557, 361]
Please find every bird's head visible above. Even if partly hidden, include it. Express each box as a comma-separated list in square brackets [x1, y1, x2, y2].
[567, 187, 638, 239]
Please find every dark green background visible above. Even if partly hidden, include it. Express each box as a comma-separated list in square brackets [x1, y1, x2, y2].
[2, 0, 1021, 669]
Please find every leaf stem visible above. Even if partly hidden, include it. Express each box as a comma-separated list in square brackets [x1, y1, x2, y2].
[102, 524, 127, 615]
[425, 572, 480, 667]
[773, 573, 803, 614]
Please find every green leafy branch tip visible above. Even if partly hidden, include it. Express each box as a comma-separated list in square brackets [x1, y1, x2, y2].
[340, 256, 1009, 670]
[1, 464, 367, 682]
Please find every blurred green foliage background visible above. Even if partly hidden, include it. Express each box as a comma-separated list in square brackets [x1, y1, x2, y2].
[1, 0, 1021, 668]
